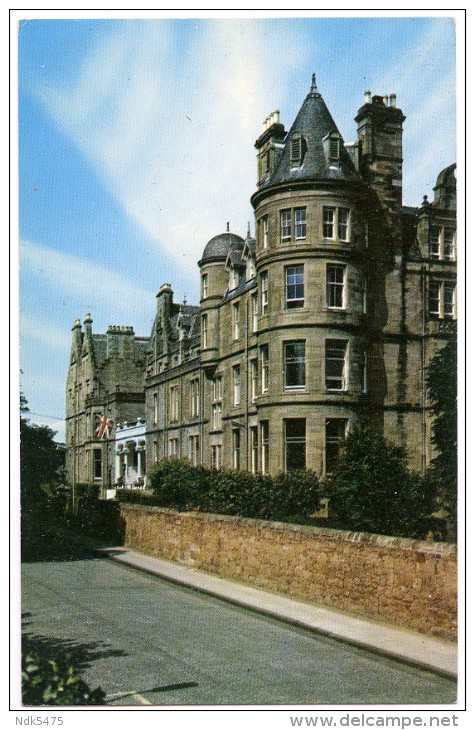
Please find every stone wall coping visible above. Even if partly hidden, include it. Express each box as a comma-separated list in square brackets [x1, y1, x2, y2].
[119, 504, 456, 557]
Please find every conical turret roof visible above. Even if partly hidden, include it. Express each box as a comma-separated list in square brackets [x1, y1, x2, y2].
[265, 75, 361, 188]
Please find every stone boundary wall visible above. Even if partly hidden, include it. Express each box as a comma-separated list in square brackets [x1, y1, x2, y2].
[120, 505, 457, 640]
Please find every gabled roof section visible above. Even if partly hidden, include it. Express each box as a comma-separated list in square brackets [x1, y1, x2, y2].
[265, 75, 361, 188]
[225, 247, 246, 270]
[242, 231, 256, 260]
[176, 305, 200, 332]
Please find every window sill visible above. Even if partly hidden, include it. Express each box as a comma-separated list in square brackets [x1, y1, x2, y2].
[280, 239, 308, 245]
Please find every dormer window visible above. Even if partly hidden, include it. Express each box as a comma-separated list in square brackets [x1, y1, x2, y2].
[290, 133, 306, 168]
[230, 268, 240, 290]
[246, 257, 256, 280]
[323, 132, 341, 165]
[329, 137, 339, 160]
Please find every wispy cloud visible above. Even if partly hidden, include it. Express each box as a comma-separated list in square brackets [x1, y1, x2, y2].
[21, 313, 71, 351]
[32, 20, 304, 276]
[20, 238, 156, 321]
[403, 68, 456, 200]
[372, 18, 456, 204]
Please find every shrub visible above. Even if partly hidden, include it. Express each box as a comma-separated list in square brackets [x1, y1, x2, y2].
[206, 469, 265, 517]
[325, 426, 437, 538]
[72, 483, 96, 498]
[426, 339, 457, 537]
[115, 489, 160, 505]
[149, 458, 209, 510]
[146, 458, 322, 523]
[74, 499, 125, 543]
[269, 470, 321, 521]
[22, 650, 105, 706]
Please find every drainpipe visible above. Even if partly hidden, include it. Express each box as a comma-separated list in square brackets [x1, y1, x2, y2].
[244, 295, 249, 470]
[179, 378, 183, 459]
[421, 264, 427, 473]
[163, 382, 168, 460]
[200, 367, 204, 466]
[72, 440, 76, 514]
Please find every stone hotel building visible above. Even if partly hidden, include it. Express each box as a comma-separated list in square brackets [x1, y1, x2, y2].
[65, 76, 456, 494]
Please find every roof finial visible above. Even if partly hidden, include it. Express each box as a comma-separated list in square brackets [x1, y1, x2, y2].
[310, 73, 317, 93]
[247, 221, 251, 237]
[226, 222, 230, 232]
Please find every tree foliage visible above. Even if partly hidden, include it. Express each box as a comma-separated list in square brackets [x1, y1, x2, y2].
[22, 650, 105, 705]
[20, 394, 64, 506]
[426, 339, 457, 525]
[325, 426, 437, 538]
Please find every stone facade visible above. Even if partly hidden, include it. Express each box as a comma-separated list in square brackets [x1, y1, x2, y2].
[66, 76, 456, 486]
[65, 316, 148, 496]
[120, 505, 457, 639]
[144, 79, 456, 476]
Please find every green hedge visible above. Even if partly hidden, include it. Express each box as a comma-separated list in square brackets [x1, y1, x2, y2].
[146, 458, 323, 523]
[115, 488, 162, 506]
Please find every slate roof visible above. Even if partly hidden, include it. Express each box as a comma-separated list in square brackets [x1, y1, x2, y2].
[226, 247, 246, 268]
[433, 163, 456, 209]
[242, 236, 256, 258]
[200, 232, 245, 263]
[263, 76, 361, 189]
[223, 275, 257, 302]
[435, 163, 456, 190]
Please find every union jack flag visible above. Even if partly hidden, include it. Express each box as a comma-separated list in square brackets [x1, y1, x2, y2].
[95, 413, 113, 440]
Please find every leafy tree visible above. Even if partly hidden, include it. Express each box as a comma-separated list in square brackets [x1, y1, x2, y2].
[22, 650, 105, 705]
[20, 394, 64, 507]
[325, 425, 436, 538]
[426, 339, 457, 529]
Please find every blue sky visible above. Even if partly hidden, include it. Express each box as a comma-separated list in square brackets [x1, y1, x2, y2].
[17, 14, 457, 443]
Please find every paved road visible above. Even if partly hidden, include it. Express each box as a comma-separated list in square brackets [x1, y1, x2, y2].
[21, 553, 457, 706]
